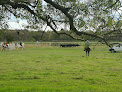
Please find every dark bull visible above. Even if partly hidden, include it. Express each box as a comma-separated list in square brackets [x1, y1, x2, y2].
[60, 44, 80, 47]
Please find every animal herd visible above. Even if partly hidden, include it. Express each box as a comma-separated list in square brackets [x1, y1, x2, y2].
[0, 42, 24, 51]
[0, 42, 91, 56]
[60, 44, 80, 47]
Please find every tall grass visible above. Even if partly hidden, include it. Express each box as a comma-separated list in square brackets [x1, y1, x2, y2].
[0, 44, 122, 92]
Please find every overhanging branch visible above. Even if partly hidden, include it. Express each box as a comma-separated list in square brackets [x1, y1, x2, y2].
[44, 0, 113, 47]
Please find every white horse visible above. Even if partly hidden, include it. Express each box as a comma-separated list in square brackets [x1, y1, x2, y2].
[16, 43, 24, 50]
[1, 44, 9, 51]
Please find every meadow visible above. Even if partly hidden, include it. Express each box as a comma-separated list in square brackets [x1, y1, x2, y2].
[0, 43, 122, 92]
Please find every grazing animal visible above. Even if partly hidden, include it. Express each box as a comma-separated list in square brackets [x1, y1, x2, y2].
[60, 44, 80, 47]
[17, 43, 24, 50]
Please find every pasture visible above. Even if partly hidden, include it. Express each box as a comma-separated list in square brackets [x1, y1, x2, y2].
[0, 43, 122, 92]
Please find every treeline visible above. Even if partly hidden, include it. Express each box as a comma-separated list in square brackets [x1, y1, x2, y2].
[0, 29, 121, 42]
[0, 29, 77, 42]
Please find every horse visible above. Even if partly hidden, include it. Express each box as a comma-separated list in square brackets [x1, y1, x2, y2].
[84, 47, 91, 56]
[1, 44, 9, 51]
[16, 43, 24, 50]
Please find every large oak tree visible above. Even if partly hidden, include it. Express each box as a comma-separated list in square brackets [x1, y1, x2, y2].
[0, 0, 121, 47]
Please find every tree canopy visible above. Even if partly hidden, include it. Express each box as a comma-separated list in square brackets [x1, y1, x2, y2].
[0, 0, 122, 47]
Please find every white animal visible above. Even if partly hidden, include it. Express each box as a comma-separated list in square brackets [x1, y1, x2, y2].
[16, 43, 24, 50]
[1, 44, 9, 51]
[9, 43, 16, 50]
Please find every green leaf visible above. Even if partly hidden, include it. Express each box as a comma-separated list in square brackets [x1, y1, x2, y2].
[116, 20, 122, 29]
[107, 16, 113, 27]
[96, 28, 100, 32]
[79, 19, 85, 27]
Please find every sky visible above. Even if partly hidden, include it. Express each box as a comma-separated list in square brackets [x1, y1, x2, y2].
[7, 17, 28, 30]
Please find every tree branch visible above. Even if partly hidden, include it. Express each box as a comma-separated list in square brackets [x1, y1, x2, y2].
[107, 0, 120, 9]
[58, 32, 85, 41]
[103, 29, 122, 36]
[44, 0, 105, 39]
[44, 0, 114, 47]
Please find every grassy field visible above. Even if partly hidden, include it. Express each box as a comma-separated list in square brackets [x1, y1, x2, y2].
[0, 44, 122, 92]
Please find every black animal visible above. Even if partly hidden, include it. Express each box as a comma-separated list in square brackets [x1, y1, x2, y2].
[60, 44, 80, 47]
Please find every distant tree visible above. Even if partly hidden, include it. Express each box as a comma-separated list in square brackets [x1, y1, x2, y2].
[6, 35, 14, 43]
[0, 30, 4, 41]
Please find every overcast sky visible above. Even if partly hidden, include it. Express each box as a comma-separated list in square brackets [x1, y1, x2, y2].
[7, 16, 28, 30]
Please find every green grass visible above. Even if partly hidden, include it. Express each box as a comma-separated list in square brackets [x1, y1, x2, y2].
[0, 45, 122, 92]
